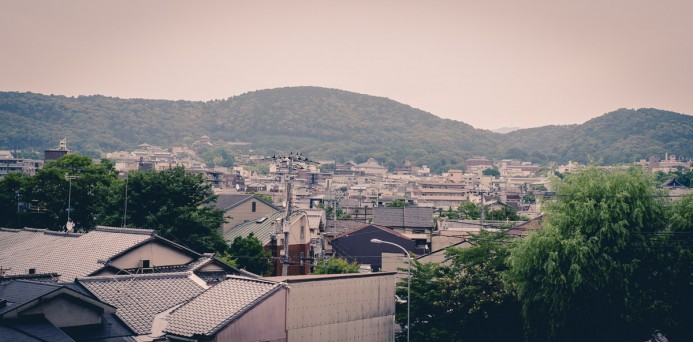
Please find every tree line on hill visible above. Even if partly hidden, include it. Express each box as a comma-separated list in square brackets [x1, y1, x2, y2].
[2, 88, 691, 174]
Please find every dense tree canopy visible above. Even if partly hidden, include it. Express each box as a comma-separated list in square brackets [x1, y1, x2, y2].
[506, 167, 690, 341]
[0, 154, 117, 230]
[400, 231, 522, 342]
[312, 256, 360, 275]
[227, 233, 272, 276]
[97, 166, 227, 253]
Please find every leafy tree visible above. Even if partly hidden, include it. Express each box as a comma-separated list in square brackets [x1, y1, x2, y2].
[506, 167, 672, 341]
[312, 256, 359, 274]
[438, 206, 461, 220]
[522, 193, 536, 204]
[97, 166, 227, 253]
[486, 205, 527, 221]
[458, 201, 480, 219]
[657, 194, 693, 340]
[244, 164, 269, 175]
[387, 199, 409, 207]
[196, 146, 235, 168]
[482, 168, 501, 177]
[0, 172, 29, 228]
[228, 232, 272, 276]
[12, 154, 117, 230]
[399, 231, 522, 341]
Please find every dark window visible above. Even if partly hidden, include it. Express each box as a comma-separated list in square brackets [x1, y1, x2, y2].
[252, 201, 257, 212]
[28, 268, 36, 274]
[141, 260, 150, 268]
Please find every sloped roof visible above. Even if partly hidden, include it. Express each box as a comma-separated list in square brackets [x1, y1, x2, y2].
[215, 194, 279, 211]
[0, 280, 65, 315]
[0, 280, 116, 317]
[0, 227, 154, 282]
[334, 224, 411, 241]
[373, 206, 433, 228]
[660, 178, 689, 188]
[164, 276, 283, 338]
[223, 211, 304, 245]
[77, 272, 207, 335]
[507, 215, 544, 236]
[0, 317, 75, 342]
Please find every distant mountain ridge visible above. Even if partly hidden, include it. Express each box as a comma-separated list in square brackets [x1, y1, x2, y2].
[492, 127, 524, 134]
[1, 87, 691, 172]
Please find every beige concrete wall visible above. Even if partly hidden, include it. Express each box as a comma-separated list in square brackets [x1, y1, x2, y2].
[215, 288, 287, 342]
[286, 274, 396, 342]
[109, 241, 195, 269]
[222, 200, 278, 233]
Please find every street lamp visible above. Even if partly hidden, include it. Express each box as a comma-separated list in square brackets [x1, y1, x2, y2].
[371, 238, 411, 342]
[65, 174, 78, 232]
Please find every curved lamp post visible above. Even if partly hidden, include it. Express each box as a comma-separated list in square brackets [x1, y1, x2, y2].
[371, 238, 411, 342]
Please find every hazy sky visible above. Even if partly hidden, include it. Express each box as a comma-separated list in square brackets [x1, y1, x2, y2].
[1, 1, 692, 129]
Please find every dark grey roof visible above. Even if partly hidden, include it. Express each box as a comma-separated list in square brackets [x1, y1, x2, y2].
[215, 194, 279, 211]
[373, 207, 433, 228]
[164, 277, 283, 338]
[0, 227, 154, 281]
[0, 317, 75, 342]
[0, 280, 62, 315]
[77, 272, 207, 335]
[3, 317, 75, 342]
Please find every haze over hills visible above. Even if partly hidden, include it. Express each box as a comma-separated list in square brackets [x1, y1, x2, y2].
[1, 87, 691, 172]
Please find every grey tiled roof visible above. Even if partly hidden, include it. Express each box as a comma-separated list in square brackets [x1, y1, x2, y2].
[223, 211, 303, 245]
[373, 207, 433, 228]
[164, 276, 282, 338]
[77, 272, 206, 335]
[215, 194, 253, 209]
[0, 227, 154, 282]
[215, 194, 279, 211]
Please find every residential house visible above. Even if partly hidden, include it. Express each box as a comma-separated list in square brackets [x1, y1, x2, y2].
[164, 276, 287, 341]
[216, 193, 280, 234]
[0, 280, 132, 341]
[0, 226, 249, 283]
[330, 224, 425, 271]
[77, 272, 208, 340]
[372, 206, 434, 247]
[223, 211, 312, 276]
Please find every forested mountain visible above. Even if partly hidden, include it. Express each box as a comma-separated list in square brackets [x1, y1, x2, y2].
[1, 87, 691, 172]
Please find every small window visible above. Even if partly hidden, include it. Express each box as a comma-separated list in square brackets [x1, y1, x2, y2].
[300, 225, 305, 239]
[141, 260, 150, 268]
[28, 268, 36, 274]
[252, 201, 257, 212]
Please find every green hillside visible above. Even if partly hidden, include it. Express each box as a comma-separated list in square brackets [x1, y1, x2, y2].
[1, 87, 691, 172]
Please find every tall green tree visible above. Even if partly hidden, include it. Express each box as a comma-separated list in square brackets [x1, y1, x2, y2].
[97, 166, 227, 253]
[7, 154, 117, 230]
[399, 231, 522, 342]
[228, 232, 272, 276]
[506, 167, 671, 341]
[0, 172, 29, 228]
